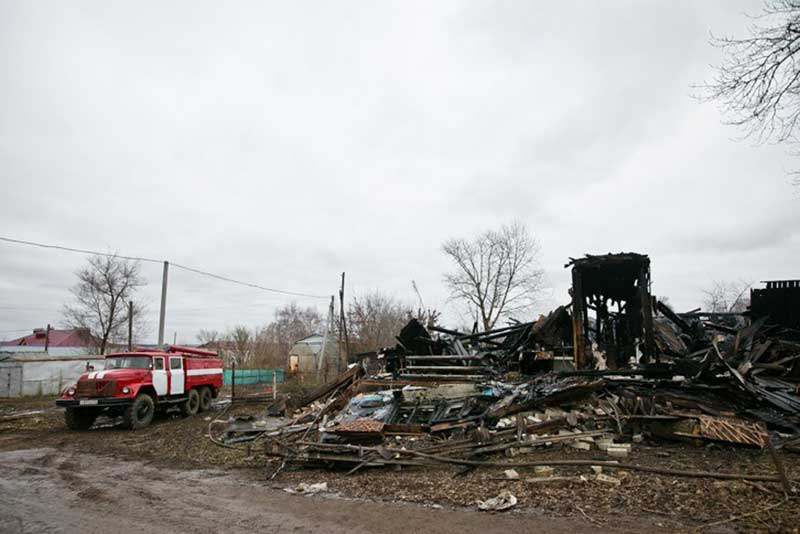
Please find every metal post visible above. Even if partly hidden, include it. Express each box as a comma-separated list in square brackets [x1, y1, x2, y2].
[339, 272, 350, 372]
[127, 302, 133, 352]
[157, 261, 169, 346]
[231, 357, 236, 399]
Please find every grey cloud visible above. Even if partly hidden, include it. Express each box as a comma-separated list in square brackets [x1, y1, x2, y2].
[1, 0, 798, 343]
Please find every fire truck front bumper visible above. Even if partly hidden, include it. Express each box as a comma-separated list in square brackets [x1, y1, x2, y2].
[56, 397, 134, 408]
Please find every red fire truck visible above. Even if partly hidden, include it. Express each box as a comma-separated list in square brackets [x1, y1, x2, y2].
[56, 345, 223, 430]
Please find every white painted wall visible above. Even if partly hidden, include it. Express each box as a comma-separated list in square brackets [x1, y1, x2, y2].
[0, 346, 95, 357]
[4, 357, 106, 396]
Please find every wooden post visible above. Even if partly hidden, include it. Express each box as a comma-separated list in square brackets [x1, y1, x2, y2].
[571, 267, 586, 369]
[638, 262, 655, 364]
[127, 302, 133, 352]
[272, 370, 277, 400]
[44, 324, 51, 353]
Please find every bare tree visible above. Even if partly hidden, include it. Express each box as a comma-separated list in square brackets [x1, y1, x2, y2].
[348, 291, 412, 353]
[250, 329, 279, 368]
[255, 303, 323, 367]
[226, 325, 252, 366]
[702, 280, 753, 314]
[442, 221, 545, 331]
[704, 1, 800, 149]
[62, 255, 146, 354]
[196, 329, 221, 346]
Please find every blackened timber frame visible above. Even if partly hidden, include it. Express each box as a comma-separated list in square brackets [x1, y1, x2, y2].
[567, 253, 656, 369]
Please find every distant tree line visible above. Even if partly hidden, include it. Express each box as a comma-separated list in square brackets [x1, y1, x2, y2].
[201, 292, 433, 369]
[61, 220, 546, 363]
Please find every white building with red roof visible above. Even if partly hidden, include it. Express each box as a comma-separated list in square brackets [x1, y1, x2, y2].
[0, 327, 98, 356]
[0, 327, 104, 396]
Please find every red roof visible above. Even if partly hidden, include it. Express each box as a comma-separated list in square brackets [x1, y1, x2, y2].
[0, 328, 97, 347]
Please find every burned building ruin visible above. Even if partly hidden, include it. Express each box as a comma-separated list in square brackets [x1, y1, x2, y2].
[567, 253, 655, 369]
[750, 280, 800, 339]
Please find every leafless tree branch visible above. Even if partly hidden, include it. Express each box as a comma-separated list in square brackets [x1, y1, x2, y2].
[702, 1, 800, 150]
[347, 291, 414, 353]
[442, 221, 546, 331]
[62, 255, 146, 354]
[702, 279, 753, 314]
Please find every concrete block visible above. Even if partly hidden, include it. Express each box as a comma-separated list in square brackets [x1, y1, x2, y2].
[597, 438, 614, 451]
[607, 446, 630, 458]
[533, 466, 554, 477]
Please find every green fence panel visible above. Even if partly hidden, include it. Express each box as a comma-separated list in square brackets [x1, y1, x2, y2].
[222, 368, 285, 386]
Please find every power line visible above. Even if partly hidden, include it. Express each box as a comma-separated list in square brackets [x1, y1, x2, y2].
[170, 263, 326, 299]
[0, 236, 329, 299]
[0, 236, 162, 263]
[0, 306, 59, 311]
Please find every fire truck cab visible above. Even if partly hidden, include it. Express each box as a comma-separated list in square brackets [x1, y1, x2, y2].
[56, 345, 223, 430]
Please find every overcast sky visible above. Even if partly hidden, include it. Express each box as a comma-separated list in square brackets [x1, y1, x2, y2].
[1, 1, 798, 344]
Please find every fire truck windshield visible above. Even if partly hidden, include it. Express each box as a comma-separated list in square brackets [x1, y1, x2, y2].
[104, 356, 152, 370]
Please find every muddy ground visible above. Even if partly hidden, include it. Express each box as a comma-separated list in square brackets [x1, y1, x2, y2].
[1, 397, 798, 533]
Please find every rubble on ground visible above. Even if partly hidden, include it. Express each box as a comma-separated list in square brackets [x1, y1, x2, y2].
[210, 253, 800, 495]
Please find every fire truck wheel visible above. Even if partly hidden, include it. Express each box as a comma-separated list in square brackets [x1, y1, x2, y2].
[124, 394, 155, 429]
[64, 407, 98, 430]
[180, 388, 200, 417]
[198, 387, 212, 412]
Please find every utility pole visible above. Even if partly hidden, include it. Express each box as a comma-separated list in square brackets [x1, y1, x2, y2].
[128, 301, 133, 352]
[339, 272, 350, 372]
[318, 295, 335, 380]
[157, 261, 169, 346]
[44, 324, 51, 353]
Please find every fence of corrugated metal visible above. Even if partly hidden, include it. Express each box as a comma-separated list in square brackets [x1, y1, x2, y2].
[222, 368, 285, 386]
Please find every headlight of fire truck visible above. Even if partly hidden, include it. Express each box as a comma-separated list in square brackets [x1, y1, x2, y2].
[122, 386, 131, 394]
[66, 387, 76, 396]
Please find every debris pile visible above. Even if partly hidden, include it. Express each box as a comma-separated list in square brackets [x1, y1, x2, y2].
[210, 253, 800, 495]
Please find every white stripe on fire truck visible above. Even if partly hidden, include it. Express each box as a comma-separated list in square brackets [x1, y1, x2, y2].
[185, 369, 223, 376]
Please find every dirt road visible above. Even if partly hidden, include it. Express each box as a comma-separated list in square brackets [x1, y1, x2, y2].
[0, 448, 650, 534]
[4, 398, 788, 532]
